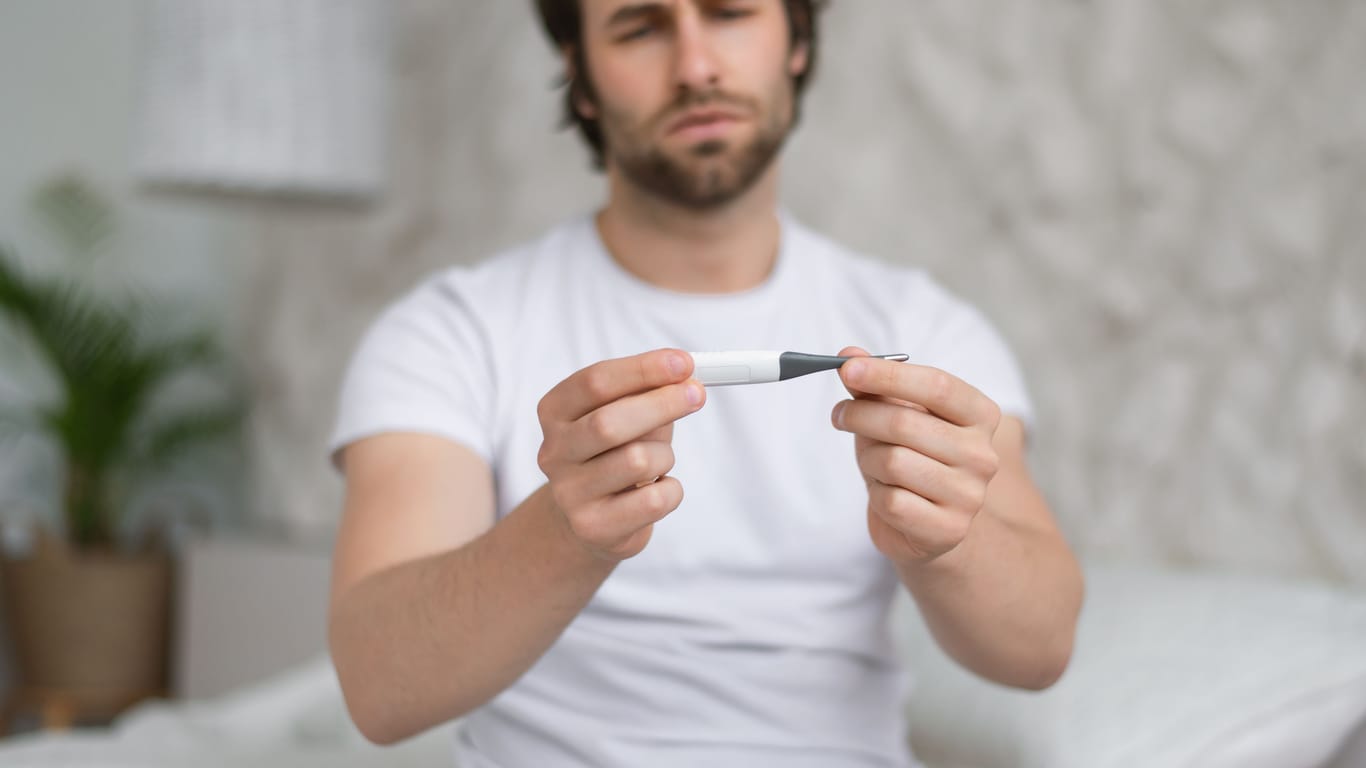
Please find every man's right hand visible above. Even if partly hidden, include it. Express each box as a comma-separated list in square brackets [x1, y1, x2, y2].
[536, 348, 706, 562]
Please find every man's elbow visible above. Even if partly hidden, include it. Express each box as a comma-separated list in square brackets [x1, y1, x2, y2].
[330, 632, 409, 745]
[345, 694, 404, 746]
[961, 632, 1075, 691]
[973, 634, 1073, 691]
[1018, 554, 1084, 690]
[1015, 587, 1083, 690]
[333, 648, 474, 746]
[342, 683, 473, 746]
[992, 596, 1083, 690]
[1030, 604, 1084, 688]
[1017, 636, 1075, 691]
[332, 657, 402, 745]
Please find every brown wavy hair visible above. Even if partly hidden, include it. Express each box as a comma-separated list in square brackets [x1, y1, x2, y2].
[532, 0, 827, 170]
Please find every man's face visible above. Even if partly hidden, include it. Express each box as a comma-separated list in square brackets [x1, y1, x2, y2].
[576, 0, 809, 210]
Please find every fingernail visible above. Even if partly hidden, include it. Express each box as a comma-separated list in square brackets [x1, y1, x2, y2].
[832, 401, 847, 429]
[845, 361, 865, 382]
[686, 382, 704, 406]
[669, 353, 688, 377]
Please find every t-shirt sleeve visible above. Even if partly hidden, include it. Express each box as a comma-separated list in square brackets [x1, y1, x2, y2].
[913, 278, 1037, 438]
[328, 273, 497, 471]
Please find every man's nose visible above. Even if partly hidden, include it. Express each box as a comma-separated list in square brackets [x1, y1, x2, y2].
[672, 13, 720, 93]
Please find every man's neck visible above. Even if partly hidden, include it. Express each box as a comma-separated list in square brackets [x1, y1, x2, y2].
[595, 163, 782, 294]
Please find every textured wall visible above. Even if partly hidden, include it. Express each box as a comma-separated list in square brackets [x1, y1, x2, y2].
[242, 0, 1366, 585]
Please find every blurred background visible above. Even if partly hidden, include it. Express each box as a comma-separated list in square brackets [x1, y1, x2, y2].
[0, 0, 1363, 764]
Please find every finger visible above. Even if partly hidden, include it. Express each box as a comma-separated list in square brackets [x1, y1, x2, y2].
[640, 422, 673, 444]
[628, 420, 672, 486]
[836, 346, 924, 410]
[559, 441, 675, 507]
[563, 379, 704, 463]
[833, 398, 983, 469]
[867, 479, 970, 554]
[582, 475, 685, 542]
[857, 442, 982, 511]
[839, 360, 993, 428]
[542, 348, 694, 424]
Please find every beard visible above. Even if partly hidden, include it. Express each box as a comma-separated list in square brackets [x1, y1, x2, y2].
[599, 86, 793, 211]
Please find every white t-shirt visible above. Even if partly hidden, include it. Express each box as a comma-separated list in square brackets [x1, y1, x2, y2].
[330, 212, 1034, 768]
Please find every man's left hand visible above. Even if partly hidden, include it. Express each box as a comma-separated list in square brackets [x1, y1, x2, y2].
[830, 346, 1003, 567]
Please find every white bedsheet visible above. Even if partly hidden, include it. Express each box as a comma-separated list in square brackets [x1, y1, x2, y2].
[0, 656, 451, 767]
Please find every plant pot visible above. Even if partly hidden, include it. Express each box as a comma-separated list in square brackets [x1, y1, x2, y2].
[0, 531, 173, 698]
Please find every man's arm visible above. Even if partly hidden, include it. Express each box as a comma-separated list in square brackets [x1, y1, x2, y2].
[895, 416, 1082, 690]
[831, 347, 1083, 690]
[328, 349, 705, 745]
[329, 436, 616, 745]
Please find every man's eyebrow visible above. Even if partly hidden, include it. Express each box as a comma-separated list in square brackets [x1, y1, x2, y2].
[606, 2, 669, 28]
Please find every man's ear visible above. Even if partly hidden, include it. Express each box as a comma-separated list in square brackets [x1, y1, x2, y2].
[564, 45, 599, 119]
[788, 40, 810, 79]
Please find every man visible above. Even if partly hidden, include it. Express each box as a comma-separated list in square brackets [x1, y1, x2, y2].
[327, 1, 1084, 766]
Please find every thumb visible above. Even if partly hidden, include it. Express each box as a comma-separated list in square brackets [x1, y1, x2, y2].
[837, 346, 872, 400]
[835, 346, 922, 411]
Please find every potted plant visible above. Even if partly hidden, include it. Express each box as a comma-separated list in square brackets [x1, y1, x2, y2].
[0, 175, 243, 724]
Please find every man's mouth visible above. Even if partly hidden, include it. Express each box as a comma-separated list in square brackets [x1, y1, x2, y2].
[666, 109, 743, 142]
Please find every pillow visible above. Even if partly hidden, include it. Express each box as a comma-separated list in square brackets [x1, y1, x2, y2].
[896, 561, 1366, 768]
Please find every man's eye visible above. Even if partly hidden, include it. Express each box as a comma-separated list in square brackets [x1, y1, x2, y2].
[713, 6, 753, 20]
[619, 24, 656, 42]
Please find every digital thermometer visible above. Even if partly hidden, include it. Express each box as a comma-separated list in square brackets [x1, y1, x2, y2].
[688, 351, 909, 387]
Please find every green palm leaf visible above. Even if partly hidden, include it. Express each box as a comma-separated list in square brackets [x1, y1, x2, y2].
[135, 403, 245, 471]
[0, 237, 241, 547]
[32, 174, 114, 261]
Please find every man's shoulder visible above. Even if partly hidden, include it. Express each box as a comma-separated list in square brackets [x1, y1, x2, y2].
[361, 217, 589, 344]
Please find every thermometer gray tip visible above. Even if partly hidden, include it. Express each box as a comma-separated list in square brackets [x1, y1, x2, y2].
[777, 352, 909, 381]
[689, 350, 909, 386]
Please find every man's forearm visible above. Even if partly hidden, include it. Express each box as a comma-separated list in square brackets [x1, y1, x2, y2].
[329, 484, 616, 744]
[897, 507, 1084, 690]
